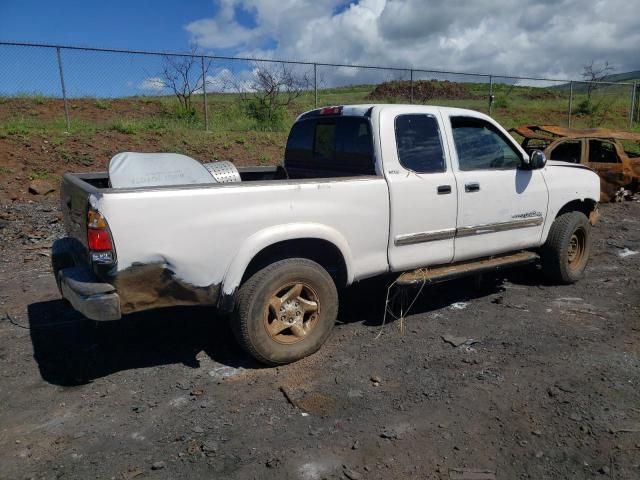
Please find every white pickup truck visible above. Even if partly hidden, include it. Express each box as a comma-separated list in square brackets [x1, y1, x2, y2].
[53, 104, 600, 365]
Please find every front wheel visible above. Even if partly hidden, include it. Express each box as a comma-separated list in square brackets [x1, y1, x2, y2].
[541, 211, 592, 284]
[231, 258, 338, 365]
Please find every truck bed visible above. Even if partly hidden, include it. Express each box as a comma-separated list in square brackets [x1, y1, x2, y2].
[58, 165, 390, 316]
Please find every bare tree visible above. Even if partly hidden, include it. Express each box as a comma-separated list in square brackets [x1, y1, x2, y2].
[158, 47, 212, 115]
[237, 62, 312, 125]
[582, 60, 614, 102]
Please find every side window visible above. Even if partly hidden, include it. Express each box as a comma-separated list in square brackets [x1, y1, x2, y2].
[451, 117, 522, 171]
[549, 140, 581, 163]
[522, 138, 550, 156]
[395, 114, 446, 173]
[589, 140, 620, 163]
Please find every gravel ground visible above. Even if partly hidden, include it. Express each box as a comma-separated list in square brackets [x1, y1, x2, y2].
[0, 199, 639, 480]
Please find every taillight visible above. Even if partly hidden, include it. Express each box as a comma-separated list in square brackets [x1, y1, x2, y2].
[87, 208, 114, 261]
[88, 228, 113, 251]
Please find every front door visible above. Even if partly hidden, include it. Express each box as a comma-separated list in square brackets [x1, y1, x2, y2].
[380, 107, 458, 271]
[443, 115, 549, 262]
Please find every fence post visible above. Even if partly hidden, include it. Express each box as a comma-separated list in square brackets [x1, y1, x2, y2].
[568, 81, 573, 128]
[488, 75, 493, 115]
[630, 82, 637, 129]
[56, 47, 71, 131]
[201, 56, 209, 131]
[314, 63, 318, 108]
[410, 69, 414, 104]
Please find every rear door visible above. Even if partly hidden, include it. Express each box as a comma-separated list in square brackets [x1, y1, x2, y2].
[442, 114, 548, 262]
[380, 106, 458, 271]
[586, 138, 630, 200]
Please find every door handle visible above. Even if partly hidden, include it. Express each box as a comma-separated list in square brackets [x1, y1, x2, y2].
[465, 182, 480, 193]
[437, 185, 452, 194]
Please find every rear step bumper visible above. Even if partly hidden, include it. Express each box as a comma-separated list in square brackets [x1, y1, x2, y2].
[397, 251, 539, 286]
[58, 267, 121, 321]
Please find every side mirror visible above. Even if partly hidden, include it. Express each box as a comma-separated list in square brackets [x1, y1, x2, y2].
[529, 150, 547, 169]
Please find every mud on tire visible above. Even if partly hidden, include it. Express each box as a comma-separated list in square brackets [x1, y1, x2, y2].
[541, 211, 592, 284]
[231, 258, 338, 365]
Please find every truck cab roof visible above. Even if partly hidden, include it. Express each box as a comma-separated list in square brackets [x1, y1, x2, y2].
[297, 104, 494, 121]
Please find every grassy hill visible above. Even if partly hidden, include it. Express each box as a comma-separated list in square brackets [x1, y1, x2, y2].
[0, 79, 637, 201]
[600, 70, 640, 83]
[549, 70, 640, 93]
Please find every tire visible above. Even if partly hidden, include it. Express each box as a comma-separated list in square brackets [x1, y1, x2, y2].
[541, 211, 592, 284]
[231, 258, 338, 365]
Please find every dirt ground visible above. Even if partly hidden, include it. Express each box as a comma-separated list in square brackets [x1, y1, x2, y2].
[0, 197, 639, 480]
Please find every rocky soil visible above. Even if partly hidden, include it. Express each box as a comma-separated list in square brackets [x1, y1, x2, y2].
[0, 198, 639, 480]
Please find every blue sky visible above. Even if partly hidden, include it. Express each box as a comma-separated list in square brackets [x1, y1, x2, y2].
[0, 1, 637, 98]
[0, 0, 228, 52]
[0, 0, 263, 97]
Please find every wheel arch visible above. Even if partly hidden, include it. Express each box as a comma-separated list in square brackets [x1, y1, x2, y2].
[555, 198, 598, 220]
[218, 224, 353, 312]
[541, 198, 598, 245]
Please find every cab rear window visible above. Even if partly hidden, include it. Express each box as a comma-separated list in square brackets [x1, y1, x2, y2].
[285, 117, 375, 178]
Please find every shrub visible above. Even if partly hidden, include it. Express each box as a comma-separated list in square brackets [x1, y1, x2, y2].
[242, 98, 288, 131]
[575, 99, 597, 116]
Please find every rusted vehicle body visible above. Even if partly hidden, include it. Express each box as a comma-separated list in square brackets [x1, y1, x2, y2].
[511, 125, 640, 201]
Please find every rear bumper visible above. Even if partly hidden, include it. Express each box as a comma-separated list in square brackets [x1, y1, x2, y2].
[58, 267, 121, 321]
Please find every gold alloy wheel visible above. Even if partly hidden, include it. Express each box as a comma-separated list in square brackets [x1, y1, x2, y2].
[264, 282, 320, 344]
[567, 228, 586, 271]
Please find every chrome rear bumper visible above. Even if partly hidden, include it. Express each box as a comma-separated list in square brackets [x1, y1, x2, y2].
[58, 267, 121, 321]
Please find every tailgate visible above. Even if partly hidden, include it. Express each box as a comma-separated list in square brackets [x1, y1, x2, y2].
[60, 172, 107, 249]
[53, 172, 115, 295]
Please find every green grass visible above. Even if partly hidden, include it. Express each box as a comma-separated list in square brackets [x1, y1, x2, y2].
[54, 145, 94, 166]
[28, 168, 51, 180]
[14, 92, 50, 104]
[3, 116, 34, 135]
[0, 81, 636, 142]
[109, 118, 173, 135]
[94, 99, 111, 110]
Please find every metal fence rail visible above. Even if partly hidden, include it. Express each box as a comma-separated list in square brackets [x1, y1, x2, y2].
[0, 41, 637, 131]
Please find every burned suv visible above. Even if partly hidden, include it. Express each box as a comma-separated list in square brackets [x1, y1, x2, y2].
[511, 125, 640, 201]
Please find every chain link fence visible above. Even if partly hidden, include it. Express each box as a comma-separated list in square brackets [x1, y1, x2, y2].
[0, 41, 638, 133]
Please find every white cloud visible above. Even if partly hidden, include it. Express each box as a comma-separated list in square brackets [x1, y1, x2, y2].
[185, 0, 258, 49]
[204, 68, 255, 92]
[185, 0, 640, 81]
[138, 77, 166, 93]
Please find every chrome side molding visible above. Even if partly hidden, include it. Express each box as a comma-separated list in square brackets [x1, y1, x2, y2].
[394, 228, 456, 246]
[394, 215, 544, 246]
[457, 216, 543, 237]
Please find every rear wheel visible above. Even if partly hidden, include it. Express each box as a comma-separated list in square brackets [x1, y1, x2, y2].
[232, 258, 338, 365]
[541, 211, 592, 284]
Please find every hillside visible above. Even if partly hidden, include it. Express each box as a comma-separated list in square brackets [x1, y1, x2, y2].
[601, 70, 640, 83]
[550, 69, 640, 92]
[0, 80, 637, 202]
